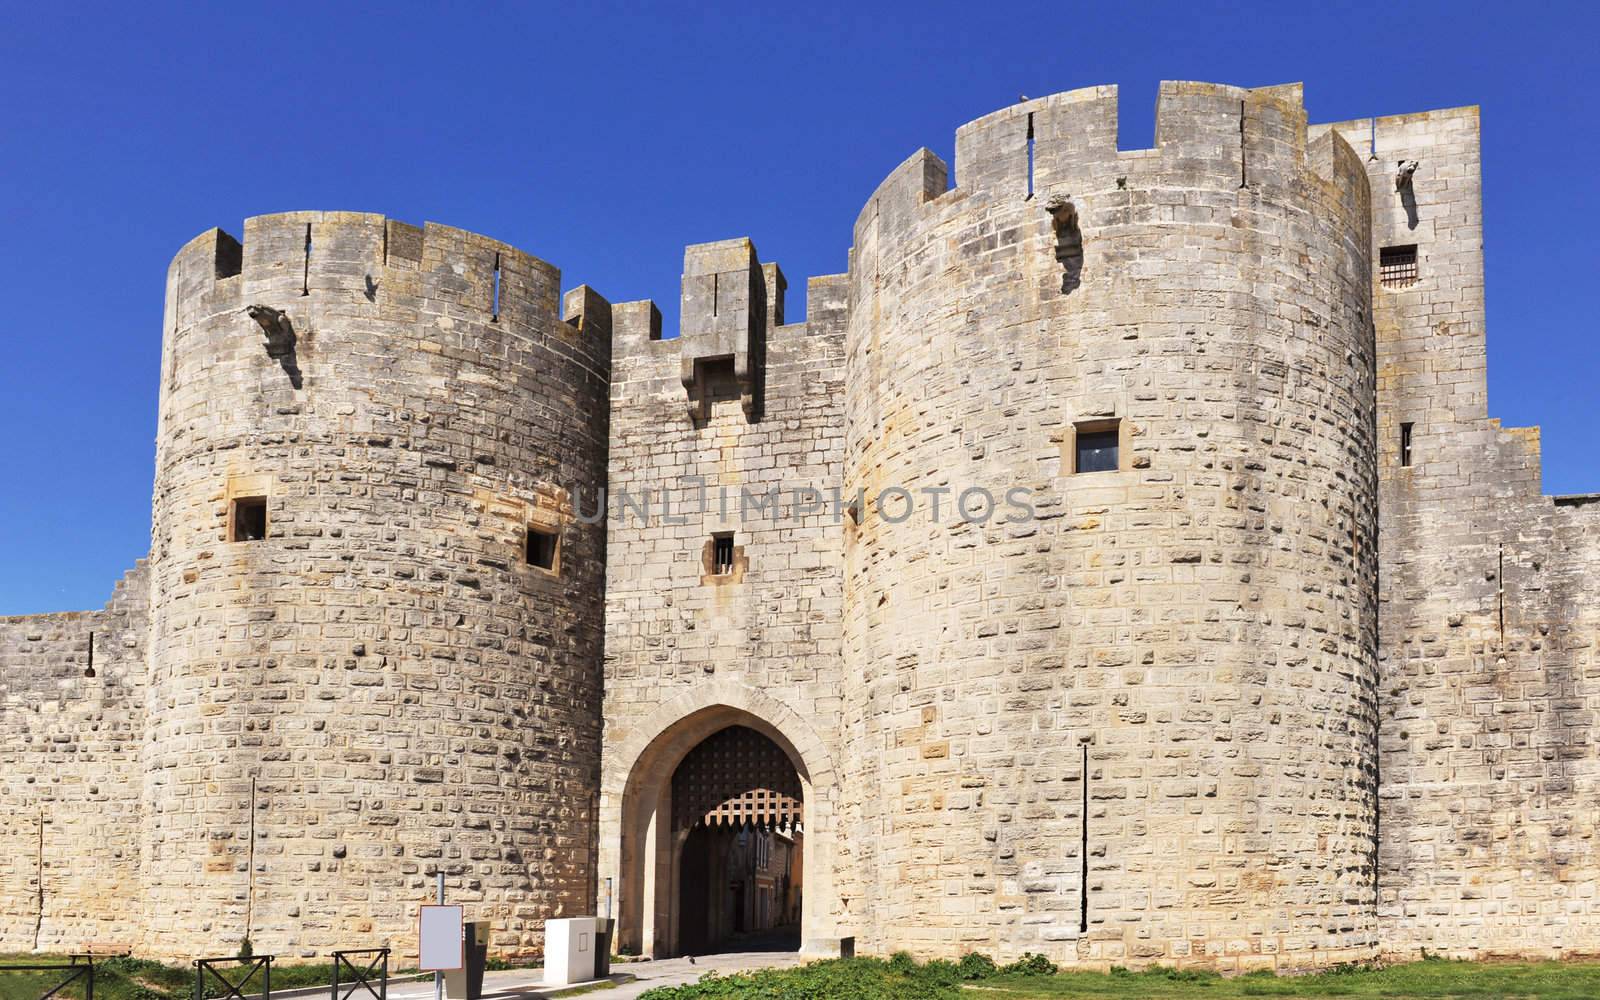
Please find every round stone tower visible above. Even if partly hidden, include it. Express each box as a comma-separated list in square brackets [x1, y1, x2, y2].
[840, 83, 1378, 970]
[142, 212, 610, 959]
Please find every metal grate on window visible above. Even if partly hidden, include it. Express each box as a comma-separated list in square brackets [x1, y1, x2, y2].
[1380, 245, 1419, 288]
[713, 534, 735, 575]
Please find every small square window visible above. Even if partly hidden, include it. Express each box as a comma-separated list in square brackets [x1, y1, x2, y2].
[1380, 245, 1418, 288]
[712, 533, 736, 575]
[1074, 422, 1120, 474]
[526, 527, 559, 572]
[229, 496, 267, 542]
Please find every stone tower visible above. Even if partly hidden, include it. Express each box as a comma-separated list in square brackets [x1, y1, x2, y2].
[142, 213, 611, 957]
[839, 82, 1380, 965]
[5, 80, 1598, 974]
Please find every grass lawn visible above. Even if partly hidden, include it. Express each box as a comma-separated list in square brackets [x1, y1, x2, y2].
[985, 960, 1600, 998]
[637, 954, 1600, 1000]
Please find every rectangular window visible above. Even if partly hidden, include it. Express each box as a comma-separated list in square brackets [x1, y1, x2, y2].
[1380, 244, 1418, 288]
[230, 496, 267, 542]
[1074, 422, 1120, 474]
[1400, 421, 1414, 467]
[713, 533, 735, 575]
[526, 527, 559, 572]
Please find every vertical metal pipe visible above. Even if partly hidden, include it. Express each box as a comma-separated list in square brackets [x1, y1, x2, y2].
[1080, 743, 1089, 934]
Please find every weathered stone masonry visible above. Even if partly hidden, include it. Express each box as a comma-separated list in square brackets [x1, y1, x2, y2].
[0, 563, 148, 953]
[842, 81, 1378, 966]
[1320, 107, 1600, 958]
[1, 81, 1596, 970]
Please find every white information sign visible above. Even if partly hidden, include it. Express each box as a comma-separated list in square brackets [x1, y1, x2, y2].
[419, 904, 464, 971]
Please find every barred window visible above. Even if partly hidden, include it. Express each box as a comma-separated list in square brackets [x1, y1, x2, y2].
[1380, 245, 1419, 288]
[713, 533, 736, 575]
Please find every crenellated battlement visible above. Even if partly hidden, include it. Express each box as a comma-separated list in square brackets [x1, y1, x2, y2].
[854, 81, 1370, 253]
[165, 212, 594, 341]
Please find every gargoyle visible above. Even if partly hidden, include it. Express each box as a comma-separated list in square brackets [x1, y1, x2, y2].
[245, 305, 303, 388]
[247, 305, 296, 358]
[1044, 195, 1084, 295]
[1395, 160, 1420, 192]
[1044, 195, 1082, 260]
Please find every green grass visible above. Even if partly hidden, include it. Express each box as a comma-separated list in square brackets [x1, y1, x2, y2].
[989, 958, 1600, 998]
[635, 953, 1600, 1000]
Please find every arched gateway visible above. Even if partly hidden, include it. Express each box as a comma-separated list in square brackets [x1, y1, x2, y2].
[598, 683, 840, 958]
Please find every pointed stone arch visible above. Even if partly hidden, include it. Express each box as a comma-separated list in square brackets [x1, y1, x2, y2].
[598, 681, 840, 957]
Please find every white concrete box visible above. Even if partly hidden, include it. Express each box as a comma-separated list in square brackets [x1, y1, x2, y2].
[543, 916, 601, 986]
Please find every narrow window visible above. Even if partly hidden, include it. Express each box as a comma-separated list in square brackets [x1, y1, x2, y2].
[1400, 421, 1414, 467]
[1380, 245, 1418, 288]
[1238, 100, 1248, 189]
[525, 526, 559, 572]
[1074, 421, 1120, 474]
[230, 496, 268, 542]
[712, 533, 735, 575]
[1497, 543, 1506, 650]
[1025, 112, 1035, 200]
[491, 252, 502, 323]
[302, 223, 312, 296]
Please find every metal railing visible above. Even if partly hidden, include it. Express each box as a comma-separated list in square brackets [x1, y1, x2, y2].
[194, 955, 272, 1000]
[331, 949, 388, 1000]
[0, 955, 95, 1000]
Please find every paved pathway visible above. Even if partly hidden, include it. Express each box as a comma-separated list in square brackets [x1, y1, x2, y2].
[365, 950, 804, 999]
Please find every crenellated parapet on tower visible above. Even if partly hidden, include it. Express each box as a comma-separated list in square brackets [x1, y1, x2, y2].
[839, 81, 1380, 967]
[145, 212, 612, 959]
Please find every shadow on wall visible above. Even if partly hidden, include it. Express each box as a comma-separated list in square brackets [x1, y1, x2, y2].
[1401, 187, 1420, 230]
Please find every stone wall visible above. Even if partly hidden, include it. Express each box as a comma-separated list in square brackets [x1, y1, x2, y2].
[595, 242, 850, 957]
[840, 82, 1378, 971]
[1, 82, 1598, 971]
[1321, 108, 1600, 959]
[0, 562, 149, 953]
[140, 213, 610, 961]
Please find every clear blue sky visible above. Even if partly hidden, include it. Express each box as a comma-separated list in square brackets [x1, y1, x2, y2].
[2, 2, 1596, 614]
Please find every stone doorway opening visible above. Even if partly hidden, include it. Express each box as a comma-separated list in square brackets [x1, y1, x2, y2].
[672, 726, 803, 956]
[605, 696, 836, 960]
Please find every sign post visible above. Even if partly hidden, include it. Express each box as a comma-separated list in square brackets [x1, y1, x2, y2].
[419, 874, 461, 1000]
[436, 874, 444, 1000]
